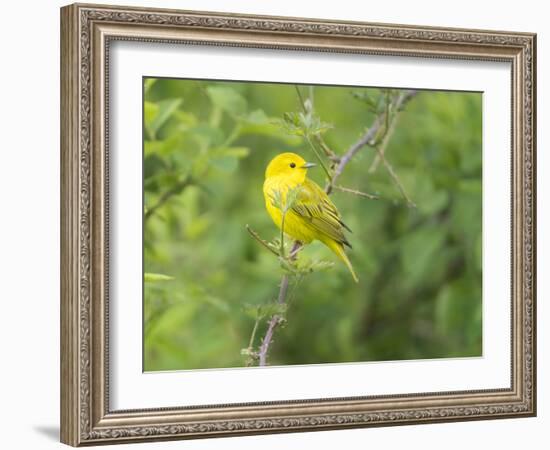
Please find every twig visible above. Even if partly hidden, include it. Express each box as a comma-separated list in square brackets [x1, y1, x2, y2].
[294, 86, 338, 161]
[367, 91, 416, 206]
[248, 317, 260, 350]
[368, 100, 402, 173]
[305, 135, 333, 181]
[258, 240, 301, 366]
[333, 185, 379, 199]
[325, 89, 416, 194]
[294, 86, 335, 178]
[294, 85, 308, 114]
[246, 225, 279, 256]
[279, 213, 287, 258]
[243, 316, 261, 366]
[289, 243, 304, 258]
[325, 117, 382, 194]
[316, 137, 339, 161]
[258, 315, 282, 366]
[376, 149, 416, 208]
[144, 176, 193, 222]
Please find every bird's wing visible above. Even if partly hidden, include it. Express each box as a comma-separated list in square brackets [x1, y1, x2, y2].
[291, 178, 352, 247]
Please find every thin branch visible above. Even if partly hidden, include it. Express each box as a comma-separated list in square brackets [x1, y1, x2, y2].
[243, 316, 261, 366]
[248, 317, 260, 350]
[144, 176, 193, 222]
[295, 85, 338, 160]
[325, 117, 381, 194]
[258, 240, 301, 366]
[376, 149, 416, 208]
[316, 137, 339, 161]
[333, 185, 379, 199]
[305, 135, 333, 181]
[366, 91, 416, 206]
[294, 85, 335, 177]
[279, 212, 287, 258]
[289, 243, 304, 259]
[258, 315, 282, 366]
[325, 89, 417, 194]
[368, 100, 403, 173]
[246, 225, 279, 256]
[277, 272, 291, 305]
[294, 85, 308, 114]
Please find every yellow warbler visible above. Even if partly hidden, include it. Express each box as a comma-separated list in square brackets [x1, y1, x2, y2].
[263, 152, 358, 282]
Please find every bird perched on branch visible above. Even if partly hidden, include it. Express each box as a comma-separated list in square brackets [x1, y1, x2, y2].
[263, 152, 358, 282]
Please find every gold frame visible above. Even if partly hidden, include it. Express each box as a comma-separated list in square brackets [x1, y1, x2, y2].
[60, 2, 537, 446]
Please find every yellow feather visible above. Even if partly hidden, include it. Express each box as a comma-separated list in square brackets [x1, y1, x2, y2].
[321, 237, 359, 283]
[263, 152, 358, 282]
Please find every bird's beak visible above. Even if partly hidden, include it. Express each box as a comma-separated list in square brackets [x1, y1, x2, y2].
[301, 162, 317, 169]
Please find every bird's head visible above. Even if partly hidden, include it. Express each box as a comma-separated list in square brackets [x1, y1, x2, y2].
[265, 152, 316, 182]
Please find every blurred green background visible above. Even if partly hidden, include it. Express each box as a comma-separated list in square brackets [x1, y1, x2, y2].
[143, 77, 482, 371]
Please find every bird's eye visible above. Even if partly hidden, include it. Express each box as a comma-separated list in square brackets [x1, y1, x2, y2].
[289, 162, 296, 168]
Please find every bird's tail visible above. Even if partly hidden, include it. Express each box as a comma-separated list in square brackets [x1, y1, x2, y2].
[324, 239, 359, 283]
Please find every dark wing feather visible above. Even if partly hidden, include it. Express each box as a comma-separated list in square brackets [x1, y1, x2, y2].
[291, 178, 352, 248]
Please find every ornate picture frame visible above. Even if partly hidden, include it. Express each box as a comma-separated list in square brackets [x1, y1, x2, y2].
[60, 3, 536, 446]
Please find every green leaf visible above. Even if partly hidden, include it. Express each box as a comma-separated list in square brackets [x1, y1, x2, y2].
[144, 99, 183, 140]
[266, 187, 302, 212]
[173, 110, 198, 129]
[191, 124, 225, 147]
[351, 90, 377, 107]
[277, 111, 332, 138]
[295, 256, 334, 274]
[144, 101, 159, 139]
[236, 110, 302, 145]
[144, 78, 157, 94]
[400, 226, 446, 286]
[410, 175, 449, 215]
[242, 304, 263, 320]
[244, 109, 269, 124]
[144, 273, 175, 282]
[144, 133, 183, 157]
[269, 190, 283, 210]
[450, 181, 482, 240]
[242, 302, 287, 320]
[260, 302, 288, 318]
[284, 186, 303, 211]
[435, 279, 481, 351]
[149, 99, 183, 138]
[419, 189, 449, 215]
[206, 86, 247, 116]
[210, 156, 238, 172]
[222, 147, 250, 158]
[185, 214, 213, 240]
[208, 147, 250, 172]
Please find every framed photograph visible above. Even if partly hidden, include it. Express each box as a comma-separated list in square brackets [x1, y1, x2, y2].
[60, 3, 536, 446]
